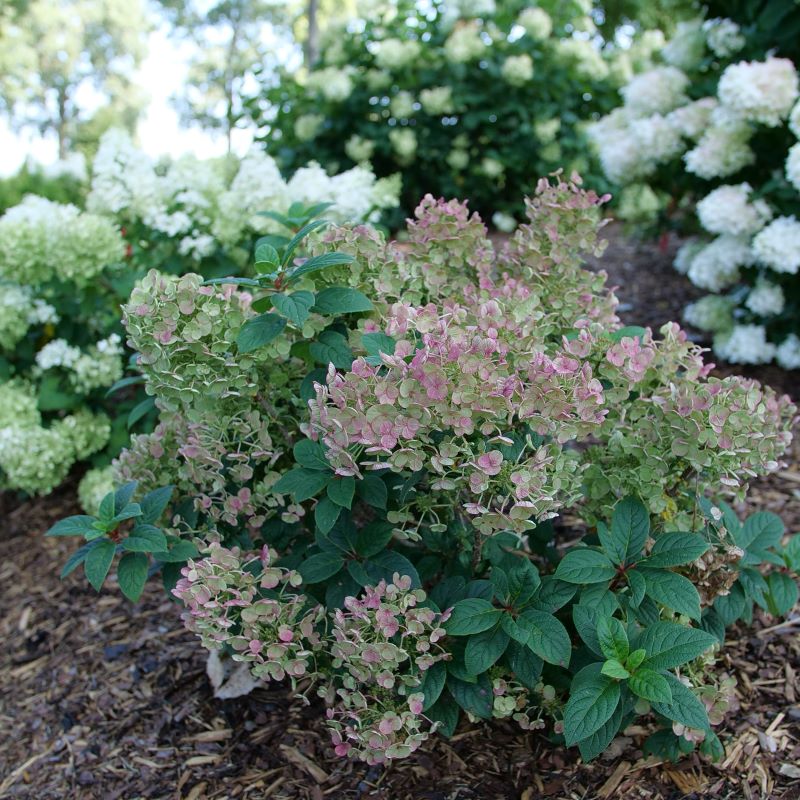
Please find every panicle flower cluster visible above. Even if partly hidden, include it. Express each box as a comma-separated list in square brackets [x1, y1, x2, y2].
[744, 280, 785, 317]
[0, 196, 123, 287]
[517, 7, 552, 40]
[714, 325, 777, 365]
[78, 465, 115, 514]
[751, 216, 800, 275]
[491, 676, 545, 730]
[717, 57, 799, 127]
[173, 543, 324, 683]
[419, 86, 454, 115]
[0, 285, 58, 350]
[323, 575, 449, 764]
[502, 54, 534, 86]
[776, 334, 800, 369]
[69, 334, 125, 394]
[696, 183, 772, 237]
[306, 66, 354, 102]
[683, 295, 736, 334]
[686, 236, 754, 292]
[373, 38, 421, 70]
[703, 18, 745, 59]
[444, 21, 487, 63]
[620, 66, 690, 116]
[0, 408, 110, 495]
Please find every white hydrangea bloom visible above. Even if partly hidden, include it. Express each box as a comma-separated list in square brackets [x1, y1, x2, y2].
[776, 334, 800, 369]
[684, 111, 755, 179]
[481, 157, 504, 178]
[661, 20, 705, 71]
[294, 113, 324, 141]
[534, 118, 561, 143]
[444, 22, 487, 62]
[388, 128, 418, 163]
[696, 183, 772, 237]
[35, 338, 81, 370]
[752, 216, 800, 274]
[790, 99, 800, 137]
[687, 235, 754, 291]
[306, 67, 354, 102]
[70, 334, 125, 394]
[629, 114, 686, 164]
[745, 280, 785, 316]
[556, 39, 609, 81]
[78, 465, 116, 515]
[41, 152, 87, 182]
[501, 54, 534, 86]
[714, 324, 776, 364]
[419, 86, 454, 115]
[517, 7, 552, 40]
[683, 294, 736, 333]
[673, 240, 705, 275]
[345, 134, 376, 162]
[390, 91, 415, 119]
[373, 38, 421, 69]
[621, 66, 690, 116]
[666, 97, 718, 140]
[0, 380, 41, 429]
[703, 18, 745, 58]
[718, 57, 799, 127]
[491, 212, 517, 233]
[786, 142, 800, 192]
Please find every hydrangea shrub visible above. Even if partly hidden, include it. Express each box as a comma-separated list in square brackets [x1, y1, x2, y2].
[50, 177, 799, 767]
[590, 2, 800, 368]
[253, 0, 640, 225]
[0, 131, 400, 499]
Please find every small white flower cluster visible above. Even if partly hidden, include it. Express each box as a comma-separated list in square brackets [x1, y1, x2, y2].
[696, 183, 772, 237]
[517, 7, 552, 41]
[501, 54, 534, 86]
[717, 58, 799, 127]
[661, 20, 704, 70]
[35, 338, 81, 370]
[0, 285, 59, 350]
[555, 39, 609, 81]
[620, 66, 690, 116]
[89, 129, 400, 254]
[0, 196, 124, 287]
[752, 216, 800, 275]
[745, 280, 785, 316]
[306, 66, 355, 102]
[444, 21, 487, 63]
[373, 38, 421, 70]
[714, 324, 776, 365]
[776, 334, 800, 369]
[686, 235, 754, 292]
[389, 129, 418, 163]
[683, 295, 736, 333]
[703, 18, 745, 59]
[419, 86, 454, 116]
[33, 334, 124, 395]
[0, 381, 111, 495]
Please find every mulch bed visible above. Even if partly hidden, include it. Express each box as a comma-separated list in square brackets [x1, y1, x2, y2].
[1, 226, 799, 800]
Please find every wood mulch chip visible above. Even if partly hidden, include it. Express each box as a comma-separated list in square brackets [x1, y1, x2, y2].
[1, 226, 799, 799]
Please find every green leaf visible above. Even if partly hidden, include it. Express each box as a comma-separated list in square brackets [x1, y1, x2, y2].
[638, 622, 717, 670]
[602, 497, 649, 565]
[46, 515, 98, 537]
[652, 673, 710, 731]
[281, 219, 329, 266]
[139, 486, 174, 525]
[355, 474, 388, 509]
[354, 520, 394, 558]
[629, 669, 672, 703]
[309, 330, 353, 369]
[627, 568, 646, 606]
[327, 476, 355, 509]
[299, 552, 344, 583]
[639, 532, 710, 568]
[554, 550, 617, 584]
[314, 287, 374, 315]
[122, 525, 168, 553]
[271, 291, 315, 327]
[105, 375, 144, 397]
[273, 467, 331, 501]
[714, 582, 747, 625]
[293, 439, 331, 471]
[427, 694, 460, 737]
[84, 539, 116, 591]
[152, 540, 199, 563]
[127, 396, 156, 429]
[577, 704, 624, 762]
[642, 569, 702, 621]
[504, 640, 543, 689]
[765, 572, 798, 617]
[61, 541, 94, 578]
[445, 598, 503, 636]
[237, 313, 286, 353]
[113, 482, 138, 513]
[315, 497, 341, 535]
[563, 673, 621, 746]
[464, 625, 510, 675]
[512, 609, 571, 666]
[737, 511, 784, 551]
[362, 331, 397, 365]
[448, 674, 493, 720]
[610, 326, 647, 342]
[600, 659, 630, 679]
[420, 661, 447, 711]
[286, 250, 353, 283]
[597, 616, 629, 662]
[627, 648, 646, 671]
[254, 241, 280, 269]
[117, 552, 149, 601]
[363, 550, 421, 588]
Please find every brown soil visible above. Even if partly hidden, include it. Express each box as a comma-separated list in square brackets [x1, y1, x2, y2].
[1, 226, 799, 800]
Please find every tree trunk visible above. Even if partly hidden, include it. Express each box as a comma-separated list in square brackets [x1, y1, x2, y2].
[305, 0, 319, 68]
[57, 85, 68, 159]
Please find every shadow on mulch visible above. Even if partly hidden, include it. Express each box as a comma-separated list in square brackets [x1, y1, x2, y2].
[1, 225, 799, 800]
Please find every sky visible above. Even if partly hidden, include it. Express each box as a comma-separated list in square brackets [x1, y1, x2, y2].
[0, 23, 254, 176]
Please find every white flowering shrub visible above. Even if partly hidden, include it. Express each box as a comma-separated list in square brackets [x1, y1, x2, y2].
[255, 0, 632, 224]
[49, 179, 799, 769]
[591, 1, 800, 368]
[0, 131, 400, 499]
